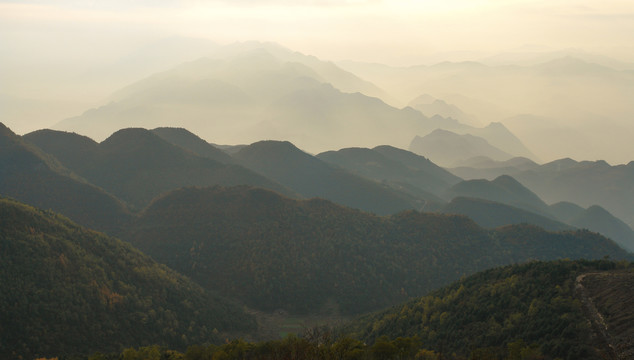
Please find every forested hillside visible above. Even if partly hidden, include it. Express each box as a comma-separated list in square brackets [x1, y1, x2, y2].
[126, 185, 630, 316]
[80, 260, 633, 360]
[345, 260, 631, 360]
[0, 197, 255, 359]
[441, 197, 572, 231]
[0, 123, 132, 235]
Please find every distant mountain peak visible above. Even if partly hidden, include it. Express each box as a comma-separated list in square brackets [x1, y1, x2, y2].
[410, 129, 513, 167]
[100, 128, 163, 150]
[492, 174, 521, 184]
[240, 139, 300, 153]
[0, 122, 13, 136]
[485, 121, 505, 129]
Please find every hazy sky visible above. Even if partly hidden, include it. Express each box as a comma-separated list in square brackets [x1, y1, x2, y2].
[2, 0, 634, 164]
[2, 0, 634, 66]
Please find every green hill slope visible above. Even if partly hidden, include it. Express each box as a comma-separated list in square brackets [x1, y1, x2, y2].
[0, 123, 131, 235]
[125, 186, 629, 316]
[345, 260, 630, 360]
[0, 197, 255, 359]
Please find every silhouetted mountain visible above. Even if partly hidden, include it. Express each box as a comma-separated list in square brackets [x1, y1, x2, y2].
[345, 260, 626, 360]
[465, 122, 538, 161]
[339, 56, 634, 164]
[457, 156, 538, 169]
[23, 129, 101, 172]
[198, 41, 390, 101]
[567, 205, 634, 252]
[233, 140, 421, 215]
[263, 83, 446, 152]
[410, 129, 513, 167]
[1, 124, 130, 235]
[442, 197, 572, 231]
[482, 48, 634, 70]
[540, 157, 585, 172]
[25, 128, 294, 210]
[512, 158, 634, 228]
[549, 201, 586, 223]
[549, 201, 634, 252]
[213, 143, 248, 155]
[151, 127, 235, 164]
[449, 156, 539, 180]
[316, 145, 460, 198]
[125, 185, 629, 316]
[372, 145, 463, 186]
[536, 55, 616, 76]
[52, 46, 454, 153]
[0, 196, 255, 359]
[443, 175, 550, 215]
[408, 95, 480, 126]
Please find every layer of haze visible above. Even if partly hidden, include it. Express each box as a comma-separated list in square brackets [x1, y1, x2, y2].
[2, 0, 634, 163]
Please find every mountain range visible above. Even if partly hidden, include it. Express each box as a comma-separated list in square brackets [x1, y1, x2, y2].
[11, 121, 634, 251]
[439, 174, 634, 252]
[338, 55, 634, 163]
[51, 43, 539, 162]
[410, 129, 514, 167]
[1, 116, 633, 358]
[448, 156, 634, 230]
[3, 38, 634, 360]
[24, 127, 294, 211]
[316, 145, 460, 200]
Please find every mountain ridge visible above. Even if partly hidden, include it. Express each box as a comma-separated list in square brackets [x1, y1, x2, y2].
[124, 185, 630, 316]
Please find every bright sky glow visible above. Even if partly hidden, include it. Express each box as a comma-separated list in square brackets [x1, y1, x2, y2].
[2, 0, 634, 65]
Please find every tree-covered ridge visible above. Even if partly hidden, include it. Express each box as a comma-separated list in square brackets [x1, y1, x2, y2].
[150, 127, 236, 164]
[0, 123, 132, 235]
[0, 196, 255, 359]
[126, 185, 630, 317]
[74, 334, 555, 360]
[345, 260, 631, 360]
[233, 140, 422, 215]
[23, 127, 295, 210]
[441, 196, 572, 231]
[71, 261, 633, 360]
[443, 175, 551, 215]
[316, 145, 459, 200]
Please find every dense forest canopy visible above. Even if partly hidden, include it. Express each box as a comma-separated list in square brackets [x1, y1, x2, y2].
[126, 186, 631, 315]
[0, 196, 255, 359]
